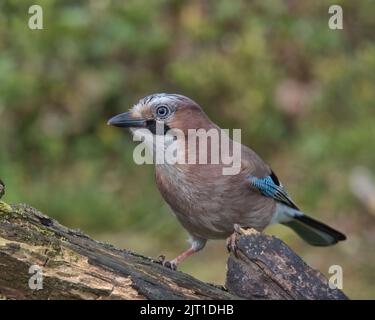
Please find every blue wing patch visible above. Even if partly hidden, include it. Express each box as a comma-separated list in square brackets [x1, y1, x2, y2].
[247, 172, 299, 210]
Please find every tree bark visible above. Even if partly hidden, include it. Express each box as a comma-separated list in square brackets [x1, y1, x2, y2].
[0, 203, 348, 300]
[226, 226, 347, 300]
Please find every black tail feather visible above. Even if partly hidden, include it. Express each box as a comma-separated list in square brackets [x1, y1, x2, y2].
[283, 214, 346, 246]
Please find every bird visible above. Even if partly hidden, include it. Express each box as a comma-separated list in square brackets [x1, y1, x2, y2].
[108, 93, 346, 269]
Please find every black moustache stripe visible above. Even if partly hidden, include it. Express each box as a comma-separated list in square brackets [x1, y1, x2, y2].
[146, 120, 171, 135]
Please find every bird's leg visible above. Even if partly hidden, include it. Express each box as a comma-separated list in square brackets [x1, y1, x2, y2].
[161, 247, 195, 270]
[159, 237, 206, 270]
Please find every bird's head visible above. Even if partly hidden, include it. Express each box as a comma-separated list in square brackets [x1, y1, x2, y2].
[107, 93, 214, 135]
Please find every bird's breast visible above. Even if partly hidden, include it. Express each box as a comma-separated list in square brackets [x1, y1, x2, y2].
[155, 163, 275, 239]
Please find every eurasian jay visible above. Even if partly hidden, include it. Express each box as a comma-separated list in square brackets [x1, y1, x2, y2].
[108, 93, 346, 269]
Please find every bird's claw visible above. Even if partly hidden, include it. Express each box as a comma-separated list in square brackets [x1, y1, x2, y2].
[226, 224, 249, 257]
[157, 255, 178, 270]
[227, 225, 259, 257]
[226, 233, 238, 255]
[234, 224, 258, 236]
[163, 260, 178, 271]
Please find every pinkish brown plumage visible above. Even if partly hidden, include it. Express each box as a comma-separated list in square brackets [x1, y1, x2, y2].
[108, 93, 346, 269]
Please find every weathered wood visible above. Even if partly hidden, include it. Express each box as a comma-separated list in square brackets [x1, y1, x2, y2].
[0, 204, 236, 300]
[0, 182, 348, 300]
[225, 226, 348, 300]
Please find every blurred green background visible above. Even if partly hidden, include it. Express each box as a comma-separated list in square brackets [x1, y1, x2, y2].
[0, 0, 374, 299]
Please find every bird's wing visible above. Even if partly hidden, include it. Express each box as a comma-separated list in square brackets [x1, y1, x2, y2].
[239, 144, 299, 210]
[246, 170, 300, 210]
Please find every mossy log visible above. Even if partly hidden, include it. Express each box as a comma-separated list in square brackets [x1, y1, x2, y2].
[0, 204, 235, 299]
[0, 200, 347, 299]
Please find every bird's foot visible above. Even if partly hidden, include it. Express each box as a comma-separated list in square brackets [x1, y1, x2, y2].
[227, 224, 255, 256]
[157, 255, 178, 271]
[226, 233, 238, 255]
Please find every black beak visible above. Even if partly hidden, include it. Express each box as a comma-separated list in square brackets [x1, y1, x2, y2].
[107, 112, 148, 128]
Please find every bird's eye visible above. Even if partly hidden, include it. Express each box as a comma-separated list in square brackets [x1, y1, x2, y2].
[155, 105, 170, 118]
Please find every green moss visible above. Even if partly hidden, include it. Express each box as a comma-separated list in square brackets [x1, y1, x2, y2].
[0, 201, 12, 214]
